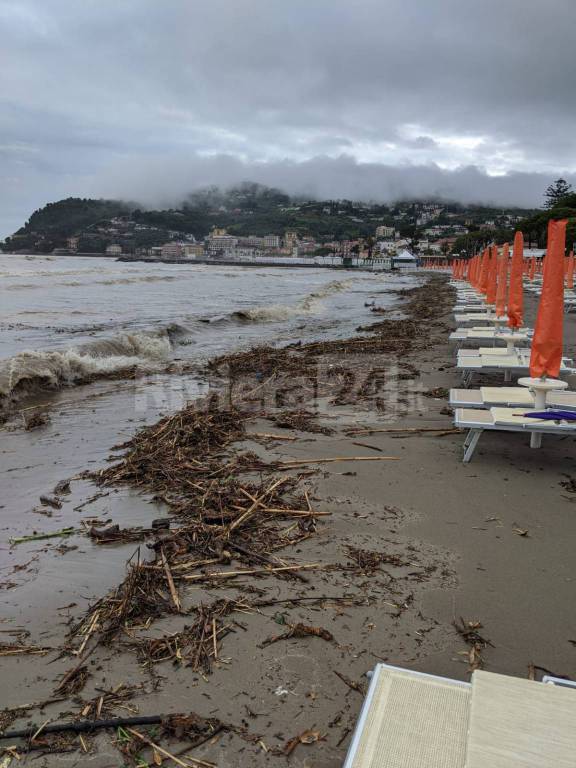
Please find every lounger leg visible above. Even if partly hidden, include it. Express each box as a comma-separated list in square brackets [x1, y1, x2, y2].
[504, 370, 511, 383]
[530, 432, 543, 449]
[463, 429, 482, 462]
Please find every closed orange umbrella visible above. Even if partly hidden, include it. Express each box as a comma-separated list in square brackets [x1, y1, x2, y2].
[479, 248, 490, 294]
[486, 246, 498, 305]
[567, 250, 574, 289]
[528, 257, 536, 281]
[495, 243, 509, 317]
[529, 219, 567, 379]
[507, 231, 524, 329]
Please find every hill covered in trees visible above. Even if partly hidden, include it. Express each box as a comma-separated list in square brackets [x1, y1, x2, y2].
[2, 182, 536, 254]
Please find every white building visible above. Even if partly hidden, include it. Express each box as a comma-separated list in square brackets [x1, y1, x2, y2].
[393, 249, 418, 269]
[376, 225, 396, 239]
[262, 234, 281, 248]
[206, 234, 238, 254]
[378, 240, 397, 255]
[106, 244, 122, 256]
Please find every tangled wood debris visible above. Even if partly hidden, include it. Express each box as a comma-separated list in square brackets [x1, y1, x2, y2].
[128, 598, 245, 673]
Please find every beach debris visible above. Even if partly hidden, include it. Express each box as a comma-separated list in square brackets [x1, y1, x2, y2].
[283, 728, 325, 756]
[512, 526, 529, 537]
[261, 622, 335, 647]
[77, 683, 143, 719]
[250, 432, 299, 442]
[23, 409, 50, 431]
[422, 387, 449, 399]
[453, 617, 494, 671]
[10, 527, 76, 545]
[71, 561, 170, 646]
[39, 495, 63, 510]
[345, 426, 459, 437]
[560, 475, 576, 493]
[54, 665, 90, 696]
[87, 523, 149, 544]
[0, 643, 51, 657]
[272, 409, 334, 435]
[125, 727, 216, 768]
[128, 599, 240, 674]
[53, 480, 71, 495]
[275, 455, 398, 467]
[344, 545, 409, 574]
[333, 670, 366, 696]
[351, 440, 383, 452]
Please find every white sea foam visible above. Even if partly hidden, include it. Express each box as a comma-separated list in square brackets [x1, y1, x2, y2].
[0, 329, 173, 411]
[232, 279, 353, 322]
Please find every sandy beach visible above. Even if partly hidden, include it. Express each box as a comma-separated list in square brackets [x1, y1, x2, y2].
[1, 272, 576, 767]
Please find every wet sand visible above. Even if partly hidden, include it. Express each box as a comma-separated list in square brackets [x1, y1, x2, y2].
[1, 275, 576, 767]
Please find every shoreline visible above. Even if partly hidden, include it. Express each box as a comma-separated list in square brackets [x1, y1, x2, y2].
[2, 274, 576, 766]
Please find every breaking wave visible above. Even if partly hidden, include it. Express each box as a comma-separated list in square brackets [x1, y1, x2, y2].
[0, 329, 173, 413]
[231, 279, 353, 323]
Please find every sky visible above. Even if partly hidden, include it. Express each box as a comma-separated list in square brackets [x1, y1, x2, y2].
[2, 0, 576, 236]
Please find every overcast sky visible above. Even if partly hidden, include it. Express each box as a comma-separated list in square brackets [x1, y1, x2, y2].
[2, 0, 576, 236]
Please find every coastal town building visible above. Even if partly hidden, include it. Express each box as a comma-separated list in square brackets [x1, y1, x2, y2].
[161, 242, 183, 258]
[183, 243, 205, 258]
[393, 249, 418, 268]
[206, 228, 239, 255]
[284, 230, 298, 248]
[375, 225, 396, 239]
[67, 236, 80, 251]
[262, 234, 281, 248]
[105, 244, 122, 255]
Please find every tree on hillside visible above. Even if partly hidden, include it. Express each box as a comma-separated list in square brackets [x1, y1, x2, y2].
[544, 178, 573, 209]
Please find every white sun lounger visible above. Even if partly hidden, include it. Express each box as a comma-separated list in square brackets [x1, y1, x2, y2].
[449, 328, 531, 347]
[454, 313, 507, 325]
[456, 351, 574, 386]
[455, 407, 576, 462]
[449, 386, 576, 410]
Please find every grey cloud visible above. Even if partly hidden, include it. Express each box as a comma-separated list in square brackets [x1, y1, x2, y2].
[1, 0, 576, 236]
[91, 153, 576, 211]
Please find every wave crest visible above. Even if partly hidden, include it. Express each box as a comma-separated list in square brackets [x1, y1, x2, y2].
[232, 279, 353, 323]
[0, 329, 173, 412]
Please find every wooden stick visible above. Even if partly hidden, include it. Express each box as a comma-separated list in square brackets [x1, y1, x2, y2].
[74, 610, 100, 657]
[212, 619, 218, 660]
[333, 670, 366, 696]
[346, 427, 459, 436]
[228, 477, 288, 532]
[276, 456, 398, 467]
[250, 432, 298, 441]
[180, 564, 321, 581]
[127, 728, 215, 768]
[161, 548, 182, 613]
[261, 508, 332, 517]
[351, 441, 383, 452]
[229, 541, 309, 583]
[31, 719, 50, 742]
